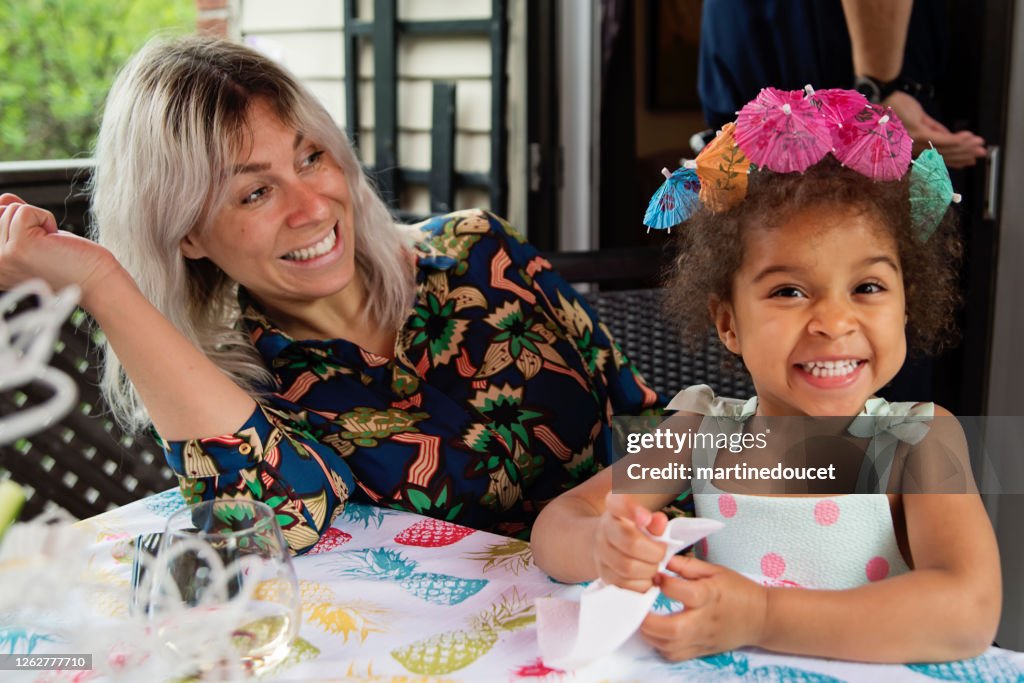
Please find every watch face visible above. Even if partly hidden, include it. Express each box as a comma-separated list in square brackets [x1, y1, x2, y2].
[854, 78, 882, 104]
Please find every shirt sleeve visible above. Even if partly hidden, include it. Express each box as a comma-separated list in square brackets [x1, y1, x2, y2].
[155, 402, 356, 554]
[481, 210, 665, 414]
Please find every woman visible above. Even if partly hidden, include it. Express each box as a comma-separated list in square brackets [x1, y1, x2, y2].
[0, 36, 658, 552]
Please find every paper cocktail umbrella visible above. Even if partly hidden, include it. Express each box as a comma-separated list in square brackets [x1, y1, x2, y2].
[734, 87, 832, 173]
[833, 104, 912, 181]
[804, 85, 870, 144]
[643, 166, 701, 232]
[909, 146, 961, 240]
[693, 122, 751, 213]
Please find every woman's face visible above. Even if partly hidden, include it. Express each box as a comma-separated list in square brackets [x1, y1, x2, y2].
[181, 99, 356, 314]
[713, 204, 908, 417]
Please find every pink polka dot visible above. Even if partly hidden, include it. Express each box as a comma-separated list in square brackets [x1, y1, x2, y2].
[718, 494, 738, 518]
[865, 556, 890, 581]
[761, 552, 786, 579]
[814, 499, 840, 526]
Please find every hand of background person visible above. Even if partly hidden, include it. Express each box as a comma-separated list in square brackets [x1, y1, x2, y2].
[884, 91, 987, 168]
[640, 555, 769, 660]
[594, 492, 669, 593]
[0, 193, 121, 307]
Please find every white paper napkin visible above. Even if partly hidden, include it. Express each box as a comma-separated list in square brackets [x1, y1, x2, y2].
[536, 516, 724, 670]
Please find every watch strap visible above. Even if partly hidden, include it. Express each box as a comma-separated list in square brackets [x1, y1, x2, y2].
[853, 74, 932, 105]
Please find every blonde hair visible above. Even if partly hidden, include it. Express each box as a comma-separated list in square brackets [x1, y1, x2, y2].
[90, 35, 419, 434]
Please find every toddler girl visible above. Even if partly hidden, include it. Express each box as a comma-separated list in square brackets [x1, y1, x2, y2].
[532, 87, 1001, 663]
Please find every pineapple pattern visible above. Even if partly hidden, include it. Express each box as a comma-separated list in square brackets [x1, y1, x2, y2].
[263, 637, 320, 677]
[465, 538, 532, 575]
[299, 580, 390, 643]
[394, 519, 476, 548]
[907, 654, 1024, 681]
[344, 503, 389, 529]
[157, 209, 661, 552]
[666, 652, 846, 682]
[328, 548, 487, 606]
[391, 589, 534, 675]
[86, 490, 1024, 683]
[342, 662, 460, 683]
[141, 488, 186, 517]
[307, 527, 353, 554]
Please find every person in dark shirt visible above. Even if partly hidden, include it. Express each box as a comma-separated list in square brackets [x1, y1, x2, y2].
[698, 0, 985, 167]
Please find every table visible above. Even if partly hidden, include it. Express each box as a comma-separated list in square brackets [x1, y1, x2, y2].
[31, 489, 1024, 681]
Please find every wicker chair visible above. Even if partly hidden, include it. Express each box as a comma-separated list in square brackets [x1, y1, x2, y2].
[0, 309, 176, 521]
[545, 246, 755, 401]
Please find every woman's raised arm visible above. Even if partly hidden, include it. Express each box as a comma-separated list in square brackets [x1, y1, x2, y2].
[0, 193, 256, 439]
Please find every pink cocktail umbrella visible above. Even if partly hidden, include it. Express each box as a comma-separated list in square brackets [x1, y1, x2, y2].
[804, 86, 871, 144]
[833, 104, 913, 181]
[734, 87, 832, 173]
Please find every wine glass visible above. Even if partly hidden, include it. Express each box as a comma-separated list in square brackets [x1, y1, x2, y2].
[147, 499, 300, 677]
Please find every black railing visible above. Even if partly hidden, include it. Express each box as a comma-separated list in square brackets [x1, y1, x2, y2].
[0, 159, 94, 236]
[343, 0, 509, 218]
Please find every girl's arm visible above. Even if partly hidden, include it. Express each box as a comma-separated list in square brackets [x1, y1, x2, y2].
[758, 491, 1000, 662]
[532, 458, 684, 590]
[643, 407, 1002, 663]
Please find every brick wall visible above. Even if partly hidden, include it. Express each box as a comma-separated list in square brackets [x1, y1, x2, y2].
[196, 0, 234, 38]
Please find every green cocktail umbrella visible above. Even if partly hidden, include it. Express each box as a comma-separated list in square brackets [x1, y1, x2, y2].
[910, 146, 961, 241]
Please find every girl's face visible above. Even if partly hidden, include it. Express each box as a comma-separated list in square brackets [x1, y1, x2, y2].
[713, 204, 907, 417]
[181, 98, 357, 315]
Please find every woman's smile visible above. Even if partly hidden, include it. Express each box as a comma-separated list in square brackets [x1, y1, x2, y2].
[281, 222, 342, 265]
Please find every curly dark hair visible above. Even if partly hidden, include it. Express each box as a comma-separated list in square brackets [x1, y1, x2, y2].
[664, 156, 963, 360]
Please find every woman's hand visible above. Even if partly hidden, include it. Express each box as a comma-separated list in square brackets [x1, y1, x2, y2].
[640, 555, 768, 660]
[0, 193, 120, 306]
[594, 492, 669, 592]
[883, 92, 987, 168]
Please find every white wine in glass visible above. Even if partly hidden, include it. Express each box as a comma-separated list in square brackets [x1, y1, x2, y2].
[149, 499, 300, 676]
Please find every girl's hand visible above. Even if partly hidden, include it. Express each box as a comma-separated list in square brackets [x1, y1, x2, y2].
[594, 492, 668, 592]
[0, 193, 120, 306]
[640, 555, 768, 660]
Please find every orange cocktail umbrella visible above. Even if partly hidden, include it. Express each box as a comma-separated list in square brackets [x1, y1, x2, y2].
[693, 122, 751, 213]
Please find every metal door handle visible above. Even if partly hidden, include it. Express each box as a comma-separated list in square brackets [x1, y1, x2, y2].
[984, 145, 1001, 221]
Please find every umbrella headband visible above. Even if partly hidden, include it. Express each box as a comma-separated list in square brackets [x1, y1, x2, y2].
[642, 86, 960, 240]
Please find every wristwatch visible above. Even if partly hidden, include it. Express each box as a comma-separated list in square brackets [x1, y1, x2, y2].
[853, 75, 900, 104]
[853, 74, 932, 105]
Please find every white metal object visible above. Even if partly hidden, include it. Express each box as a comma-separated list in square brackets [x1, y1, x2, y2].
[0, 280, 80, 445]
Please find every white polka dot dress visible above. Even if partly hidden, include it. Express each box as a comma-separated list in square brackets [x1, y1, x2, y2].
[666, 385, 923, 590]
[695, 490, 908, 589]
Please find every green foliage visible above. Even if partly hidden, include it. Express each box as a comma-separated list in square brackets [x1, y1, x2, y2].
[0, 0, 195, 161]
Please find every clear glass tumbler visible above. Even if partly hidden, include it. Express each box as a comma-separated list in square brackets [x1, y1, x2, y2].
[148, 499, 300, 677]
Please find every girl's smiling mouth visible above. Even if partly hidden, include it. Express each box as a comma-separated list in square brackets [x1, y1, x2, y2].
[794, 358, 866, 388]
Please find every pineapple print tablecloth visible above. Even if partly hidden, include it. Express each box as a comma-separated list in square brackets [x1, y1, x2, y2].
[76, 489, 1024, 682]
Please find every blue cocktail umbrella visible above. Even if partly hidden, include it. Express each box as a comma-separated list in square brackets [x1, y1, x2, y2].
[643, 165, 701, 233]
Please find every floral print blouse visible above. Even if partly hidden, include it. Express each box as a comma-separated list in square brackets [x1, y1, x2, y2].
[158, 210, 660, 553]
